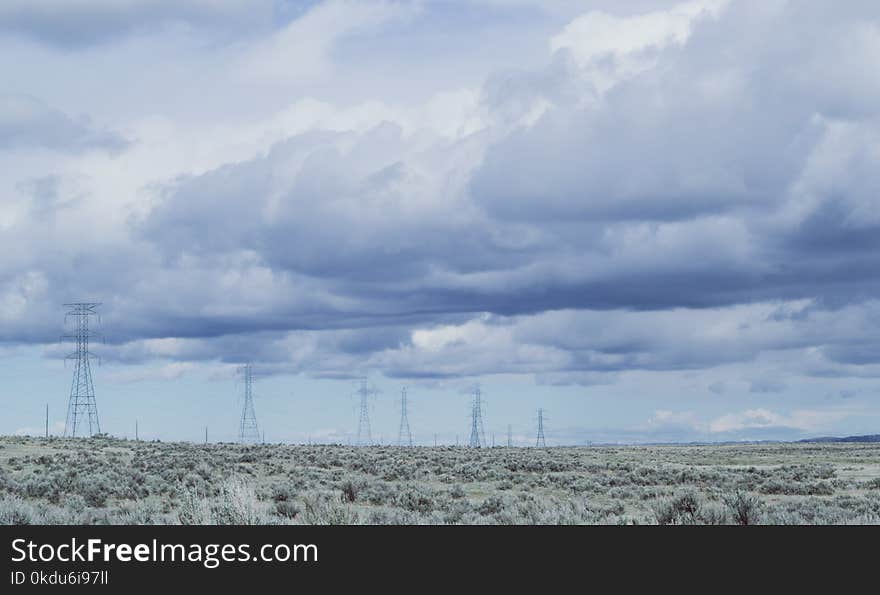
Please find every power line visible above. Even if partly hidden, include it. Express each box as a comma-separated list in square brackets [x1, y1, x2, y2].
[63, 302, 102, 437]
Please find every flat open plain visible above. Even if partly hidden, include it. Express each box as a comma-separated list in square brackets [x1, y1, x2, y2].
[1, 437, 878, 524]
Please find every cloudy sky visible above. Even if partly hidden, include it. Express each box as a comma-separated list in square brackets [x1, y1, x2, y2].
[3, 0, 880, 444]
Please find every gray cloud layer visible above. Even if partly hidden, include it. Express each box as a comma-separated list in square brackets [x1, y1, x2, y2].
[0, 95, 127, 152]
[0, 0, 280, 47]
[4, 1, 880, 386]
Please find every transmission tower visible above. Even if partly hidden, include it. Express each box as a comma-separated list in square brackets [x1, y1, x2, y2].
[468, 386, 487, 448]
[397, 386, 413, 446]
[536, 408, 547, 447]
[63, 303, 102, 437]
[356, 379, 375, 446]
[237, 363, 260, 444]
[507, 424, 512, 447]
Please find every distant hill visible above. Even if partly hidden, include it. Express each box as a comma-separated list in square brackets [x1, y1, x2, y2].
[798, 434, 880, 443]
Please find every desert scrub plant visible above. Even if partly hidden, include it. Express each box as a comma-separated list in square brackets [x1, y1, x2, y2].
[0, 495, 36, 525]
[722, 490, 762, 525]
[274, 500, 301, 520]
[699, 504, 729, 525]
[339, 479, 360, 503]
[271, 484, 296, 503]
[176, 486, 213, 525]
[866, 478, 880, 490]
[364, 508, 422, 525]
[759, 479, 834, 496]
[448, 484, 466, 499]
[209, 477, 271, 525]
[115, 500, 164, 525]
[394, 486, 435, 514]
[78, 478, 111, 508]
[176, 477, 271, 525]
[477, 495, 506, 516]
[300, 493, 359, 525]
[652, 492, 702, 525]
[361, 480, 395, 505]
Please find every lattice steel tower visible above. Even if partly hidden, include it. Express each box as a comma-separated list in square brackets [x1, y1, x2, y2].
[64, 303, 102, 437]
[536, 408, 547, 447]
[468, 386, 487, 448]
[356, 379, 374, 446]
[238, 363, 260, 444]
[397, 386, 413, 446]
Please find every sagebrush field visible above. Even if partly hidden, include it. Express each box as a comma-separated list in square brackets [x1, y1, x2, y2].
[1, 436, 879, 525]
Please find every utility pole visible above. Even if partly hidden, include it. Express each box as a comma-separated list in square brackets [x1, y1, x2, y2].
[63, 303, 102, 437]
[434, 433, 438, 447]
[237, 363, 260, 444]
[135, 420, 139, 441]
[45, 404, 49, 438]
[507, 424, 512, 447]
[397, 387, 413, 446]
[205, 426, 208, 444]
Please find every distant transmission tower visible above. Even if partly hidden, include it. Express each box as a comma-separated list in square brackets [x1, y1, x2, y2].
[468, 386, 487, 448]
[397, 386, 413, 446]
[237, 363, 260, 444]
[507, 424, 512, 447]
[356, 379, 375, 446]
[536, 408, 547, 447]
[63, 303, 102, 437]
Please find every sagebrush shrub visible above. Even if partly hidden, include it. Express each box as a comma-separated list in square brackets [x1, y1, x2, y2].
[653, 492, 702, 525]
[301, 493, 359, 525]
[0, 495, 35, 525]
[340, 479, 359, 503]
[274, 500, 300, 519]
[722, 490, 762, 525]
